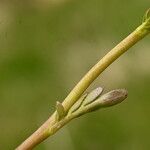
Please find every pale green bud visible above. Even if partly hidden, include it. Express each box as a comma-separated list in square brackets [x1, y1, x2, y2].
[56, 101, 65, 121]
[83, 87, 103, 106]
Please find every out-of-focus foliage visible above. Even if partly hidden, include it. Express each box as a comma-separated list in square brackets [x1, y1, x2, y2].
[0, 0, 150, 150]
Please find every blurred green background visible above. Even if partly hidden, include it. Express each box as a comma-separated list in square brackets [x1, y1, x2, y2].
[0, 0, 150, 150]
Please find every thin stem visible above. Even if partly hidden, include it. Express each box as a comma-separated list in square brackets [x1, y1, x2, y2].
[62, 27, 148, 112]
[16, 13, 150, 150]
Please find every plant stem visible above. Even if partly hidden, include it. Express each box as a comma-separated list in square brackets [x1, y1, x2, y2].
[16, 14, 150, 150]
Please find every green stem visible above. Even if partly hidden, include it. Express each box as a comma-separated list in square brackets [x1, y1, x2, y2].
[16, 13, 150, 150]
[62, 26, 149, 112]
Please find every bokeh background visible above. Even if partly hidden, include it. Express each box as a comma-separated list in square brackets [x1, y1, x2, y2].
[0, 0, 150, 150]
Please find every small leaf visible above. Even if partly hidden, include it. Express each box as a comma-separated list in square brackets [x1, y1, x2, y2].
[68, 93, 88, 114]
[56, 101, 65, 120]
[143, 8, 150, 22]
[83, 87, 103, 106]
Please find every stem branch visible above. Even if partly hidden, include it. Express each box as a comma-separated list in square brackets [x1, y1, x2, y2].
[16, 13, 150, 150]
